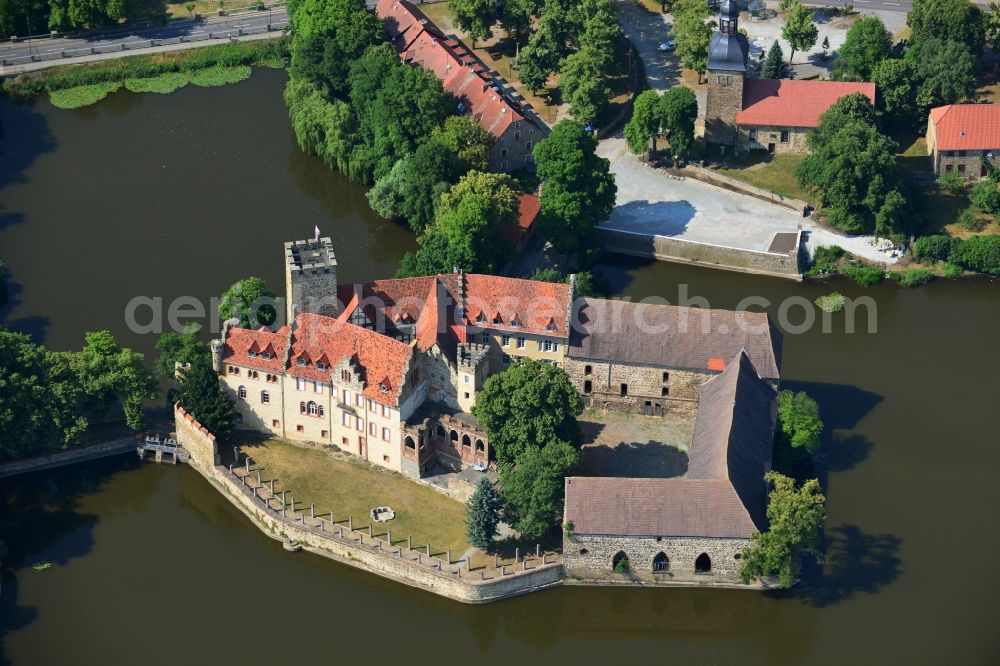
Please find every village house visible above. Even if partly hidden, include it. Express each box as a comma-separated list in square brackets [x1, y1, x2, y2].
[212, 237, 782, 489]
[704, 0, 875, 155]
[375, 0, 548, 173]
[563, 350, 778, 586]
[926, 104, 1000, 179]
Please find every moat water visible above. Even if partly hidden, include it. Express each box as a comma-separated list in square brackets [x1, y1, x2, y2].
[2, 69, 999, 665]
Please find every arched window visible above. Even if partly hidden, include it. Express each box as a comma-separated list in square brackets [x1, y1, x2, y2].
[695, 553, 712, 573]
[299, 401, 306, 414]
[450, 430, 458, 442]
[238, 386, 247, 399]
[437, 425, 446, 438]
[652, 552, 669, 572]
[404, 436, 416, 449]
[462, 434, 471, 448]
[612, 551, 630, 574]
[475, 439, 485, 452]
[308, 401, 317, 416]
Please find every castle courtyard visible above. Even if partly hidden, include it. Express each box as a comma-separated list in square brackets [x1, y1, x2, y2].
[578, 408, 694, 479]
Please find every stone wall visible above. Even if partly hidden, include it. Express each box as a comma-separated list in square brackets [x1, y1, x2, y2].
[682, 164, 810, 213]
[563, 533, 753, 586]
[563, 357, 703, 416]
[737, 125, 809, 155]
[705, 71, 745, 147]
[933, 150, 998, 180]
[490, 120, 543, 173]
[174, 404, 219, 473]
[172, 408, 563, 604]
[0, 437, 138, 479]
[594, 227, 802, 280]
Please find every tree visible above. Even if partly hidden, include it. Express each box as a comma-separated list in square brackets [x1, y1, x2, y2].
[184, 1, 194, 15]
[500, 440, 580, 538]
[906, 38, 977, 109]
[832, 16, 892, 81]
[559, 45, 611, 123]
[773, 389, 823, 473]
[533, 120, 617, 252]
[285, 77, 356, 173]
[219, 276, 277, 329]
[71, 331, 158, 431]
[154, 324, 209, 379]
[987, 2, 1000, 46]
[782, 1, 818, 65]
[500, 0, 535, 41]
[821, 35, 829, 56]
[659, 85, 698, 165]
[761, 40, 788, 79]
[796, 94, 908, 235]
[907, 0, 985, 55]
[178, 355, 238, 440]
[970, 180, 1000, 214]
[288, 0, 383, 99]
[448, 0, 494, 47]
[871, 57, 918, 121]
[433, 115, 491, 175]
[473, 358, 583, 464]
[466, 477, 503, 550]
[739, 472, 826, 588]
[672, 0, 712, 79]
[624, 89, 662, 157]
[517, 20, 562, 92]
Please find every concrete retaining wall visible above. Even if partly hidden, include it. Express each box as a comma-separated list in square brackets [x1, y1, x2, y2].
[173, 406, 564, 604]
[682, 164, 811, 213]
[595, 227, 802, 280]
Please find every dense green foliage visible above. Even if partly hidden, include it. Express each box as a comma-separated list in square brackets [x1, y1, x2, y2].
[218, 276, 277, 328]
[905, 37, 978, 110]
[48, 81, 122, 109]
[672, 0, 711, 76]
[760, 41, 788, 79]
[154, 325, 209, 379]
[530, 267, 602, 297]
[0, 328, 158, 461]
[832, 16, 893, 81]
[796, 95, 907, 235]
[871, 57, 918, 120]
[840, 264, 886, 286]
[895, 267, 934, 287]
[465, 477, 503, 550]
[178, 355, 238, 440]
[397, 171, 520, 276]
[739, 472, 826, 588]
[533, 120, 617, 252]
[914, 235, 962, 263]
[124, 72, 190, 94]
[187, 65, 252, 88]
[907, 0, 985, 55]
[970, 180, 1000, 216]
[499, 439, 580, 539]
[949, 235, 1000, 275]
[623, 86, 697, 163]
[473, 358, 583, 464]
[782, 1, 818, 65]
[0, 0, 164, 35]
[447, 0, 494, 46]
[773, 390, 823, 473]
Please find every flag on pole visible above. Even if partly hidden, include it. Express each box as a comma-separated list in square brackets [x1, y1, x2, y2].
[314, 225, 320, 242]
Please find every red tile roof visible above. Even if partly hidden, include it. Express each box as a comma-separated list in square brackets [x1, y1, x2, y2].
[735, 79, 876, 129]
[222, 325, 289, 373]
[376, 0, 535, 140]
[929, 104, 1000, 151]
[500, 193, 541, 244]
[464, 273, 571, 337]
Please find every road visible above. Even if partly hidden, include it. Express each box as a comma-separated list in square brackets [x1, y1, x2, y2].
[0, 7, 288, 67]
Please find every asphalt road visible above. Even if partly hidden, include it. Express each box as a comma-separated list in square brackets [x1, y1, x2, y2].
[0, 8, 288, 64]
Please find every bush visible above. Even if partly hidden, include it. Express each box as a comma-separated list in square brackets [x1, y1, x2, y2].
[970, 180, 1000, 214]
[950, 235, 1000, 275]
[914, 235, 961, 263]
[942, 262, 964, 278]
[937, 171, 967, 195]
[896, 268, 934, 287]
[957, 206, 987, 232]
[841, 264, 885, 286]
[804, 245, 846, 277]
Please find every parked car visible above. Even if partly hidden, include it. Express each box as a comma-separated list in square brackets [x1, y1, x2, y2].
[658, 39, 676, 52]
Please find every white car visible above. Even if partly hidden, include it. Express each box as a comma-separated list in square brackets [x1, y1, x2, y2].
[658, 39, 676, 52]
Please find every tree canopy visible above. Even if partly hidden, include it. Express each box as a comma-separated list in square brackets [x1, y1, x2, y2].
[782, 1, 818, 65]
[796, 94, 908, 235]
[672, 0, 712, 77]
[466, 477, 503, 550]
[499, 439, 580, 538]
[154, 324, 209, 380]
[178, 355, 238, 440]
[761, 40, 788, 79]
[219, 276, 277, 329]
[905, 38, 977, 109]
[773, 389, 823, 473]
[624, 89, 663, 156]
[907, 0, 985, 55]
[533, 120, 617, 252]
[833, 16, 893, 82]
[660, 85, 698, 165]
[448, 0, 495, 47]
[739, 472, 826, 588]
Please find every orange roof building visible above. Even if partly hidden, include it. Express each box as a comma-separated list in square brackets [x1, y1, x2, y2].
[376, 0, 547, 173]
[926, 104, 1000, 180]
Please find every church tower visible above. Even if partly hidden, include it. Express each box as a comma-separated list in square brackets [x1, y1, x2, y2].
[704, 0, 749, 149]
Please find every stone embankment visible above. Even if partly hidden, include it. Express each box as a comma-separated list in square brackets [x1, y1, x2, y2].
[0, 437, 139, 478]
[174, 405, 564, 604]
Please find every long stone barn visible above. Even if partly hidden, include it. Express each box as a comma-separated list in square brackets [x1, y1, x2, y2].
[562, 350, 778, 587]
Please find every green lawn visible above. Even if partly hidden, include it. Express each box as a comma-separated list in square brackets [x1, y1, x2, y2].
[716, 154, 811, 201]
[237, 438, 471, 557]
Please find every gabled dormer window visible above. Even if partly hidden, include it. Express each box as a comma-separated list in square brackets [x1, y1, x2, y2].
[248, 350, 258, 358]
[260, 352, 271, 360]
[316, 362, 327, 370]
[510, 315, 521, 328]
[379, 382, 389, 393]
[492, 313, 503, 325]
[296, 358, 307, 367]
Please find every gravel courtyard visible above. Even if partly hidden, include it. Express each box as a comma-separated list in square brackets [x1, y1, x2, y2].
[577, 408, 694, 478]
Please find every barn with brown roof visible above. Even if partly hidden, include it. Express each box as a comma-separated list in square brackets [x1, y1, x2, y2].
[563, 350, 778, 586]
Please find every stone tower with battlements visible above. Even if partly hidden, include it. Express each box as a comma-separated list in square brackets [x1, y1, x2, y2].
[704, 0, 749, 150]
[284, 237, 338, 324]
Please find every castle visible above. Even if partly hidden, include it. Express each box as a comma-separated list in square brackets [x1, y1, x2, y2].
[212, 238, 783, 585]
[704, 0, 875, 155]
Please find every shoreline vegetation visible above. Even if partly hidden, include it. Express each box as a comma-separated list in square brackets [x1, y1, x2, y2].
[2, 39, 289, 109]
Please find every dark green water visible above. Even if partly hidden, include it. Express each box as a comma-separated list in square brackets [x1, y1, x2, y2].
[2, 69, 999, 665]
